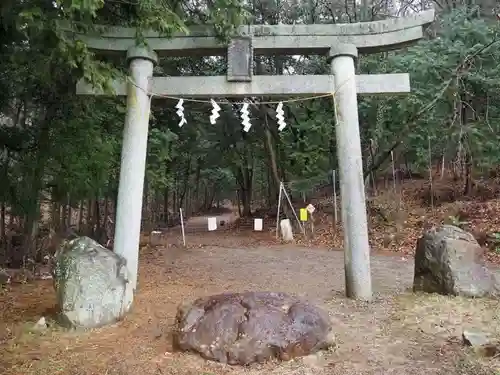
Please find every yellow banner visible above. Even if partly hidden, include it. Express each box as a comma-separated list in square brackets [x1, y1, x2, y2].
[300, 208, 308, 221]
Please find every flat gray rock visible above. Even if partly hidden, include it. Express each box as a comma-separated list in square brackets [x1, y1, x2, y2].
[462, 330, 490, 347]
[52, 236, 133, 328]
[172, 291, 335, 365]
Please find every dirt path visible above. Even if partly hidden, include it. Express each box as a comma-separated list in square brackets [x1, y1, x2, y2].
[165, 212, 239, 236]
[164, 245, 413, 297]
[1, 245, 499, 375]
[184, 212, 238, 229]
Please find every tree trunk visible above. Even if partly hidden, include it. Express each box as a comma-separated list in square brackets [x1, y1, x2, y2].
[95, 198, 101, 232]
[236, 190, 242, 217]
[0, 201, 5, 243]
[66, 193, 72, 230]
[78, 200, 84, 232]
[85, 199, 92, 236]
[143, 176, 149, 229]
[23, 90, 62, 263]
[463, 152, 473, 195]
[60, 202, 67, 232]
[266, 168, 273, 207]
[163, 185, 169, 224]
[193, 159, 202, 212]
[235, 162, 253, 217]
[263, 113, 281, 203]
[52, 200, 61, 232]
[208, 186, 216, 209]
[104, 195, 109, 231]
[0, 201, 4, 266]
[177, 158, 191, 212]
[203, 184, 209, 211]
[239, 187, 252, 217]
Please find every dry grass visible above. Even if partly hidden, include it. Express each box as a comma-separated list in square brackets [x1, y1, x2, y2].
[1, 245, 500, 375]
[392, 293, 500, 374]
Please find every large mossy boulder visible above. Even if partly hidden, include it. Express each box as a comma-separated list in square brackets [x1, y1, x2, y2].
[173, 291, 335, 365]
[52, 236, 133, 328]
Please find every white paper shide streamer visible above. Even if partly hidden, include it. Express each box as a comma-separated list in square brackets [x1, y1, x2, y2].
[240, 102, 251, 132]
[210, 99, 221, 124]
[276, 102, 286, 131]
[175, 99, 187, 127]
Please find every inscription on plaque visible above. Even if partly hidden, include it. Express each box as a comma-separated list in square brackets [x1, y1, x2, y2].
[227, 37, 253, 82]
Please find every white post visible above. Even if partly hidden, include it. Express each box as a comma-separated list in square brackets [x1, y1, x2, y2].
[113, 46, 158, 306]
[179, 208, 186, 247]
[329, 44, 372, 301]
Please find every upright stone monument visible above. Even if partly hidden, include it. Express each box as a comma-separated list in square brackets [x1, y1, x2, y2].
[76, 10, 435, 306]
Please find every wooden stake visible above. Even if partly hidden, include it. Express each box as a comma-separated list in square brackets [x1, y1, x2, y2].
[428, 135, 434, 209]
[276, 182, 283, 239]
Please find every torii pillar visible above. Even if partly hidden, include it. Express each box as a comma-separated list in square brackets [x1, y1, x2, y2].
[329, 44, 371, 299]
[114, 47, 157, 295]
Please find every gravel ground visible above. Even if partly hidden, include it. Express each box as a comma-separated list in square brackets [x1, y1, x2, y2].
[1, 245, 498, 375]
[162, 245, 413, 298]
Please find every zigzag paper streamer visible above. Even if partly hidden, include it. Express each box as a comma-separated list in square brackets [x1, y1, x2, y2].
[240, 102, 251, 132]
[210, 99, 221, 124]
[276, 102, 286, 131]
[175, 99, 187, 127]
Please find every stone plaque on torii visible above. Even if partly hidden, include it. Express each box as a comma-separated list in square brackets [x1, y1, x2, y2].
[76, 9, 434, 307]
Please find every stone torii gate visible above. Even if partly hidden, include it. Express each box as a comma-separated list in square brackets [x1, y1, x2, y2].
[76, 10, 434, 304]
